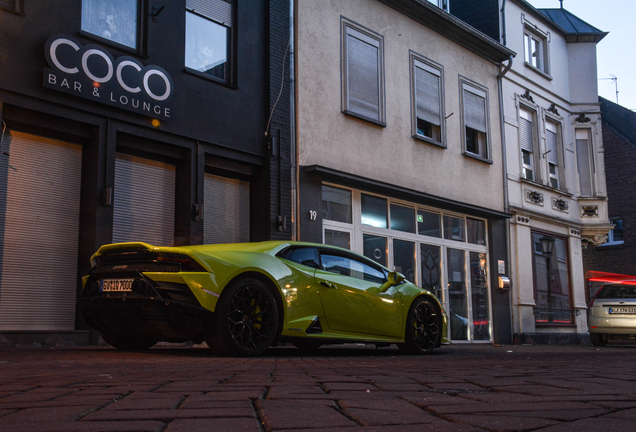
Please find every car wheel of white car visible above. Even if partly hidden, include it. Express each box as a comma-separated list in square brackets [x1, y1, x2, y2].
[590, 333, 607, 347]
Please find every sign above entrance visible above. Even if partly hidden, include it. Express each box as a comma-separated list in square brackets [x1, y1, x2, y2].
[43, 34, 174, 121]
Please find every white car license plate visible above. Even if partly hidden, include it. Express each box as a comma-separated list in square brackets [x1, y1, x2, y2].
[609, 307, 636, 314]
[100, 279, 133, 292]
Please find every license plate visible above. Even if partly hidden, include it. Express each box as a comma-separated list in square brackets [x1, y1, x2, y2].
[100, 279, 133, 292]
[609, 307, 636, 314]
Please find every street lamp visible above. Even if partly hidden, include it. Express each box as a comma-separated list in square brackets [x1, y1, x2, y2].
[540, 236, 555, 321]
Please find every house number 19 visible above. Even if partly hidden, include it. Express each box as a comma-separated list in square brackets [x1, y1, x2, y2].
[309, 210, 317, 221]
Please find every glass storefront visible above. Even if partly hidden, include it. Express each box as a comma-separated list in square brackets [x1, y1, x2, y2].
[322, 184, 492, 342]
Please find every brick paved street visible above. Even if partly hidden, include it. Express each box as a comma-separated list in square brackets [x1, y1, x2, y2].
[0, 343, 635, 431]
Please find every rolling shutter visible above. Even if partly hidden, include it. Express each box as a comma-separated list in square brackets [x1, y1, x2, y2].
[346, 31, 380, 120]
[203, 174, 249, 244]
[113, 153, 175, 246]
[0, 132, 81, 331]
[415, 62, 441, 127]
[576, 133, 593, 197]
[546, 129, 559, 165]
[463, 86, 487, 133]
[519, 117, 534, 152]
[186, 0, 232, 26]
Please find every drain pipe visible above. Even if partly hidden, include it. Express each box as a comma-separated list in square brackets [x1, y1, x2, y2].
[498, 53, 514, 343]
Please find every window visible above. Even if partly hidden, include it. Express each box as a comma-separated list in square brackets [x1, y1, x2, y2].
[363, 234, 388, 267]
[532, 233, 572, 325]
[279, 247, 320, 269]
[417, 210, 441, 238]
[322, 185, 352, 223]
[524, 29, 549, 74]
[81, 0, 139, 49]
[342, 19, 385, 125]
[462, 83, 489, 160]
[545, 120, 562, 189]
[575, 129, 594, 197]
[443, 215, 465, 242]
[412, 56, 443, 145]
[185, 0, 233, 83]
[320, 251, 386, 284]
[361, 194, 387, 228]
[390, 204, 415, 234]
[606, 218, 624, 245]
[426, 0, 449, 12]
[518, 108, 537, 181]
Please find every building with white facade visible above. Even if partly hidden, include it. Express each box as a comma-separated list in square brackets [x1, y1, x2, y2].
[293, 0, 516, 343]
[453, 0, 611, 343]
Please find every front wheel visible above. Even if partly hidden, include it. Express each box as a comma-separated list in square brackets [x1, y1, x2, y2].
[100, 332, 157, 350]
[590, 333, 607, 347]
[206, 278, 280, 356]
[402, 297, 441, 354]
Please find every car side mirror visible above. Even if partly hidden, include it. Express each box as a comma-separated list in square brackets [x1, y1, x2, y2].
[380, 271, 405, 292]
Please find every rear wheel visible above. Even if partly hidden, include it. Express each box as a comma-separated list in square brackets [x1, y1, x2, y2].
[590, 333, 607, 347]
[206, 278, 280, 356]
[402, 297, 441, 354]
[100, 332, 157, 350]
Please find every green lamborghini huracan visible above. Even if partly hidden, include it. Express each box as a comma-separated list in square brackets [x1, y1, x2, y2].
[79, 241, 448, 356]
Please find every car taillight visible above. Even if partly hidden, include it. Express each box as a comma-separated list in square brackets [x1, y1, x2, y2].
[156, 253, 207, 272]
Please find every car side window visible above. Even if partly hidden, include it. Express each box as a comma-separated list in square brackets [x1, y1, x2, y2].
[278, 247, 320, 269]
[320, 252, 387, 284]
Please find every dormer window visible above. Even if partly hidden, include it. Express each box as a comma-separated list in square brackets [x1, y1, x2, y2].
[426, 0, 449, 12]
[524, 28, 549, 75]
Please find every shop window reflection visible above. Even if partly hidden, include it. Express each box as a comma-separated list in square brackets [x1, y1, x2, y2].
[447, 248, 467, 340]
[470, 251, 490, 340]
[420, 244, 442, 302]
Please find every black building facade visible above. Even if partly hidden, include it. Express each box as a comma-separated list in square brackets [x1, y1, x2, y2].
[0, 1, 292, 342]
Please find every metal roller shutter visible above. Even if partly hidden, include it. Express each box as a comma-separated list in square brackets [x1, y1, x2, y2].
[203, 174, 249, 244]
[113, 153, 175, 246]
[0, 132, 81, 331]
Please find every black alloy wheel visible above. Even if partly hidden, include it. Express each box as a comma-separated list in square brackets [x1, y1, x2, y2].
[401, 297, 441, 354]
[207, 278, 280, 356]
[100, 332, 157, 350]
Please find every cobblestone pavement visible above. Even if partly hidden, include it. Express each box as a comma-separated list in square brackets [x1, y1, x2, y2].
[0, 343, 635, 431]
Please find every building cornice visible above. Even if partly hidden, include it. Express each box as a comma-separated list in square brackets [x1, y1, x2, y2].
[377, 0, 515, 64]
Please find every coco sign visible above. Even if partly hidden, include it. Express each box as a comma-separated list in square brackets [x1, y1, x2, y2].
[43, 34, 174, 121]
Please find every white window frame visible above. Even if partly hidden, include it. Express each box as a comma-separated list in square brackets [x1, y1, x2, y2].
[524, 27, 550, 76]
[411, 54, 445, 147]
[545, 119, 563, 190]
[461, 81, 490, 162]
[426, 0, 449, 12]
[519, 107, 538, 182]
[341, 19, 385, 126]
[605, 217, 624, 246]
[575, 128, 595, 197]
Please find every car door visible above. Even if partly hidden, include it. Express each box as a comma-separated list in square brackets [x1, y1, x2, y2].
[315, 249, 403, 337]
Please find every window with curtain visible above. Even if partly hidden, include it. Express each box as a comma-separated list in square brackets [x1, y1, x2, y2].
[185, 0, 233, 83]
[81, 0, 139, 49]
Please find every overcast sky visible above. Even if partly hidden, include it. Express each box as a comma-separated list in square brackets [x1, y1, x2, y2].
[526, 0, 636, 110]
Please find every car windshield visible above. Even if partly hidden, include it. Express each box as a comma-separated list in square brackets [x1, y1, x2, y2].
[596, 284, 636, 299]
